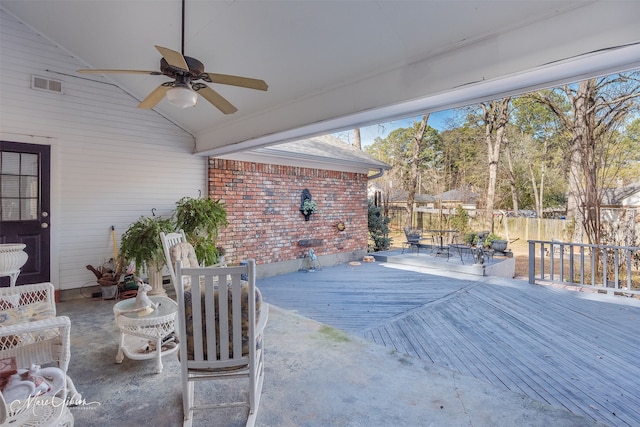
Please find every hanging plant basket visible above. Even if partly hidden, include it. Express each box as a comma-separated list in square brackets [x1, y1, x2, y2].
[299, 188, 318, 220]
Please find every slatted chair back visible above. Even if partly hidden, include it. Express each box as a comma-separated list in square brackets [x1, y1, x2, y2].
[160, 229, 191, 291]
[175, 259, 267, 426]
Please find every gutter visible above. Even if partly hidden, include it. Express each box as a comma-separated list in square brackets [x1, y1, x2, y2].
[368, 168, 385, 180]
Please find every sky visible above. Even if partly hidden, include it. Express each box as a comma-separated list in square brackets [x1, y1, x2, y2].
[333, 109, 455, 147]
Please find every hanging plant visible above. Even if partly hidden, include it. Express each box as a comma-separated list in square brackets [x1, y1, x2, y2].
[175, 196, 228, 266]
[120, 215, 175, 274]
[301, 199, 319, 215]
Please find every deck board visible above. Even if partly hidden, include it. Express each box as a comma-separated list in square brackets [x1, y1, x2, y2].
[257, 261, 640, 426]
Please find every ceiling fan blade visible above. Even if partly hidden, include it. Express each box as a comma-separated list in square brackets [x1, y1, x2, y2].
[155, 45, 189, 70]
[193, 85, 237, 114]
[205, 73, 268, 91]
[138, 85, 170, 109]
[77, 69, 161, 75]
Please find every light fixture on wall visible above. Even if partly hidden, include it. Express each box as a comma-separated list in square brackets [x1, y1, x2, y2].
[166, 83, 198, 108]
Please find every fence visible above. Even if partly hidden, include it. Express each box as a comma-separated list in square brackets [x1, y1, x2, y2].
[528, 240, 640, 296]
[388, 207, 567, 242]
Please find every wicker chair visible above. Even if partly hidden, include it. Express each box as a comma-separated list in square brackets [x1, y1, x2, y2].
[0, 389, 74, 426]
[0, 282, 80, 401]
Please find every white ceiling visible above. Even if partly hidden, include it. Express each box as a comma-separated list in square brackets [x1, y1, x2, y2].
[2, 1, 640, 156]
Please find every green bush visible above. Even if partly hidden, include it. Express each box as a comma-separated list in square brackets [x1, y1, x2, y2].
[463, 232, 477, 246]
[450, 205, 471, 234]
[368, 202, 391, 252]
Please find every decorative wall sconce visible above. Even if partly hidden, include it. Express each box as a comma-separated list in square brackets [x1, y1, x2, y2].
[300, 188, 318, 221]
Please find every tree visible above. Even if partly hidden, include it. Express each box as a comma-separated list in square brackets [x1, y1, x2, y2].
[438, 125, 485, 196]
[511, 94, 567, 217]
[532, 72, 640, 243]
[352, 128, 362, 150]
[366, 118, 440, 228]
[478, 98, 511, 229]
[405, 115, 430, 226]
[366, 136, 399, 218]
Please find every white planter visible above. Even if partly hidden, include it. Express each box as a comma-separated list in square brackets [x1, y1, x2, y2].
[0, 243, 29, 286]
[146, 262, 167, 297]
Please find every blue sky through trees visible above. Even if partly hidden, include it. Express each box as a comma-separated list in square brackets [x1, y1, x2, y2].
[333, 110, 454, 147]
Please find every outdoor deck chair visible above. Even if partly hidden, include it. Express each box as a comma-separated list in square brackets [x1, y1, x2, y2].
[175, 259, 268, 427]
[402, 228, 434, 254]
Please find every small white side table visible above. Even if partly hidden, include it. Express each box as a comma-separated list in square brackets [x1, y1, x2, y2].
[113, 296, 178, 373]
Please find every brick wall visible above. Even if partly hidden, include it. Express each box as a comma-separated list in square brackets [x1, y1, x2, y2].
[209, 159, 368, 267]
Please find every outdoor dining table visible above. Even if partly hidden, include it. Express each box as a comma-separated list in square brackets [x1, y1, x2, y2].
[426, 230, 459, 250]
[449, 243, 474, 264]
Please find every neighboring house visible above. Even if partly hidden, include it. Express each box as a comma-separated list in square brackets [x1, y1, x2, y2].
[385, 190, 435, 208]
[414, 186, 480, 216]
[0, 10, 389, 293]
[602, 182, 640, 209]
[436, 186, 480, 211]
[601, 182, 640, 246]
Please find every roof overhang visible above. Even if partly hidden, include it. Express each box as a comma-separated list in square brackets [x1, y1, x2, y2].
[203, 41, 640, 157]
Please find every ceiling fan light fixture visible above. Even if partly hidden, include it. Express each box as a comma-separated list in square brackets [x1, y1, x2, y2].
[166, 84, 198, 108]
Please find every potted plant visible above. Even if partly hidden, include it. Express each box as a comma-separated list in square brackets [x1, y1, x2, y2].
[175, 196, 228, 266]
[484, 233, 508, 252]
[300, 199, 318, 221]
[119, 215, 175, 293]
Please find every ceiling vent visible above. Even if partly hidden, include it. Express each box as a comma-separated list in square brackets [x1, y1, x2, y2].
[31, 75, 63, 94]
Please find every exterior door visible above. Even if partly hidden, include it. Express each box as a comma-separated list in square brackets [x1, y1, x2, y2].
[0, 141, 51, 286]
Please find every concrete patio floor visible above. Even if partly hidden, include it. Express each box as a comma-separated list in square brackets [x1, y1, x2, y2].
[57, 255, 640, 426]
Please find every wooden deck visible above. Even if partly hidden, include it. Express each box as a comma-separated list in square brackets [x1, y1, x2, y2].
[257, 261, 640, 427]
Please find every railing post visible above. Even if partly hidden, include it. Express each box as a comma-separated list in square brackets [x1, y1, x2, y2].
[559, 243, 564, 284]
[550, 244, 555, 282]
[569, 245, 574, 284]
[627, 249, 633, 290]
[528, 240, 535, 284]
[614, 249, 619, 289]
[603, 247, 608, 290]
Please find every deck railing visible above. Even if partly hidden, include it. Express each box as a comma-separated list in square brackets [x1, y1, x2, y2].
[528, 240, 640, 296]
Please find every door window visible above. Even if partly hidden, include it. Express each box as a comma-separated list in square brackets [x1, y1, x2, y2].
[1, 151, 39, 221]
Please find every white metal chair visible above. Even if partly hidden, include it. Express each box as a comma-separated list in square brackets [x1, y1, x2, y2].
[175, 259, 268, 427]
[0, 282, 81, 402]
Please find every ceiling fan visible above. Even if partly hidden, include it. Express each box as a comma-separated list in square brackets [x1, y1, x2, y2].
[77, 1, 267, 114]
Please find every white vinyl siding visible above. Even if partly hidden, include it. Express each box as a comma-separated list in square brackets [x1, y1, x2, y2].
[1, 10, 206, 290]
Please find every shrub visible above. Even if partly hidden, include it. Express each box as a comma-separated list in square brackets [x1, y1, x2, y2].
[463, 232, 477, 246]
[368, 202, 391, 252]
